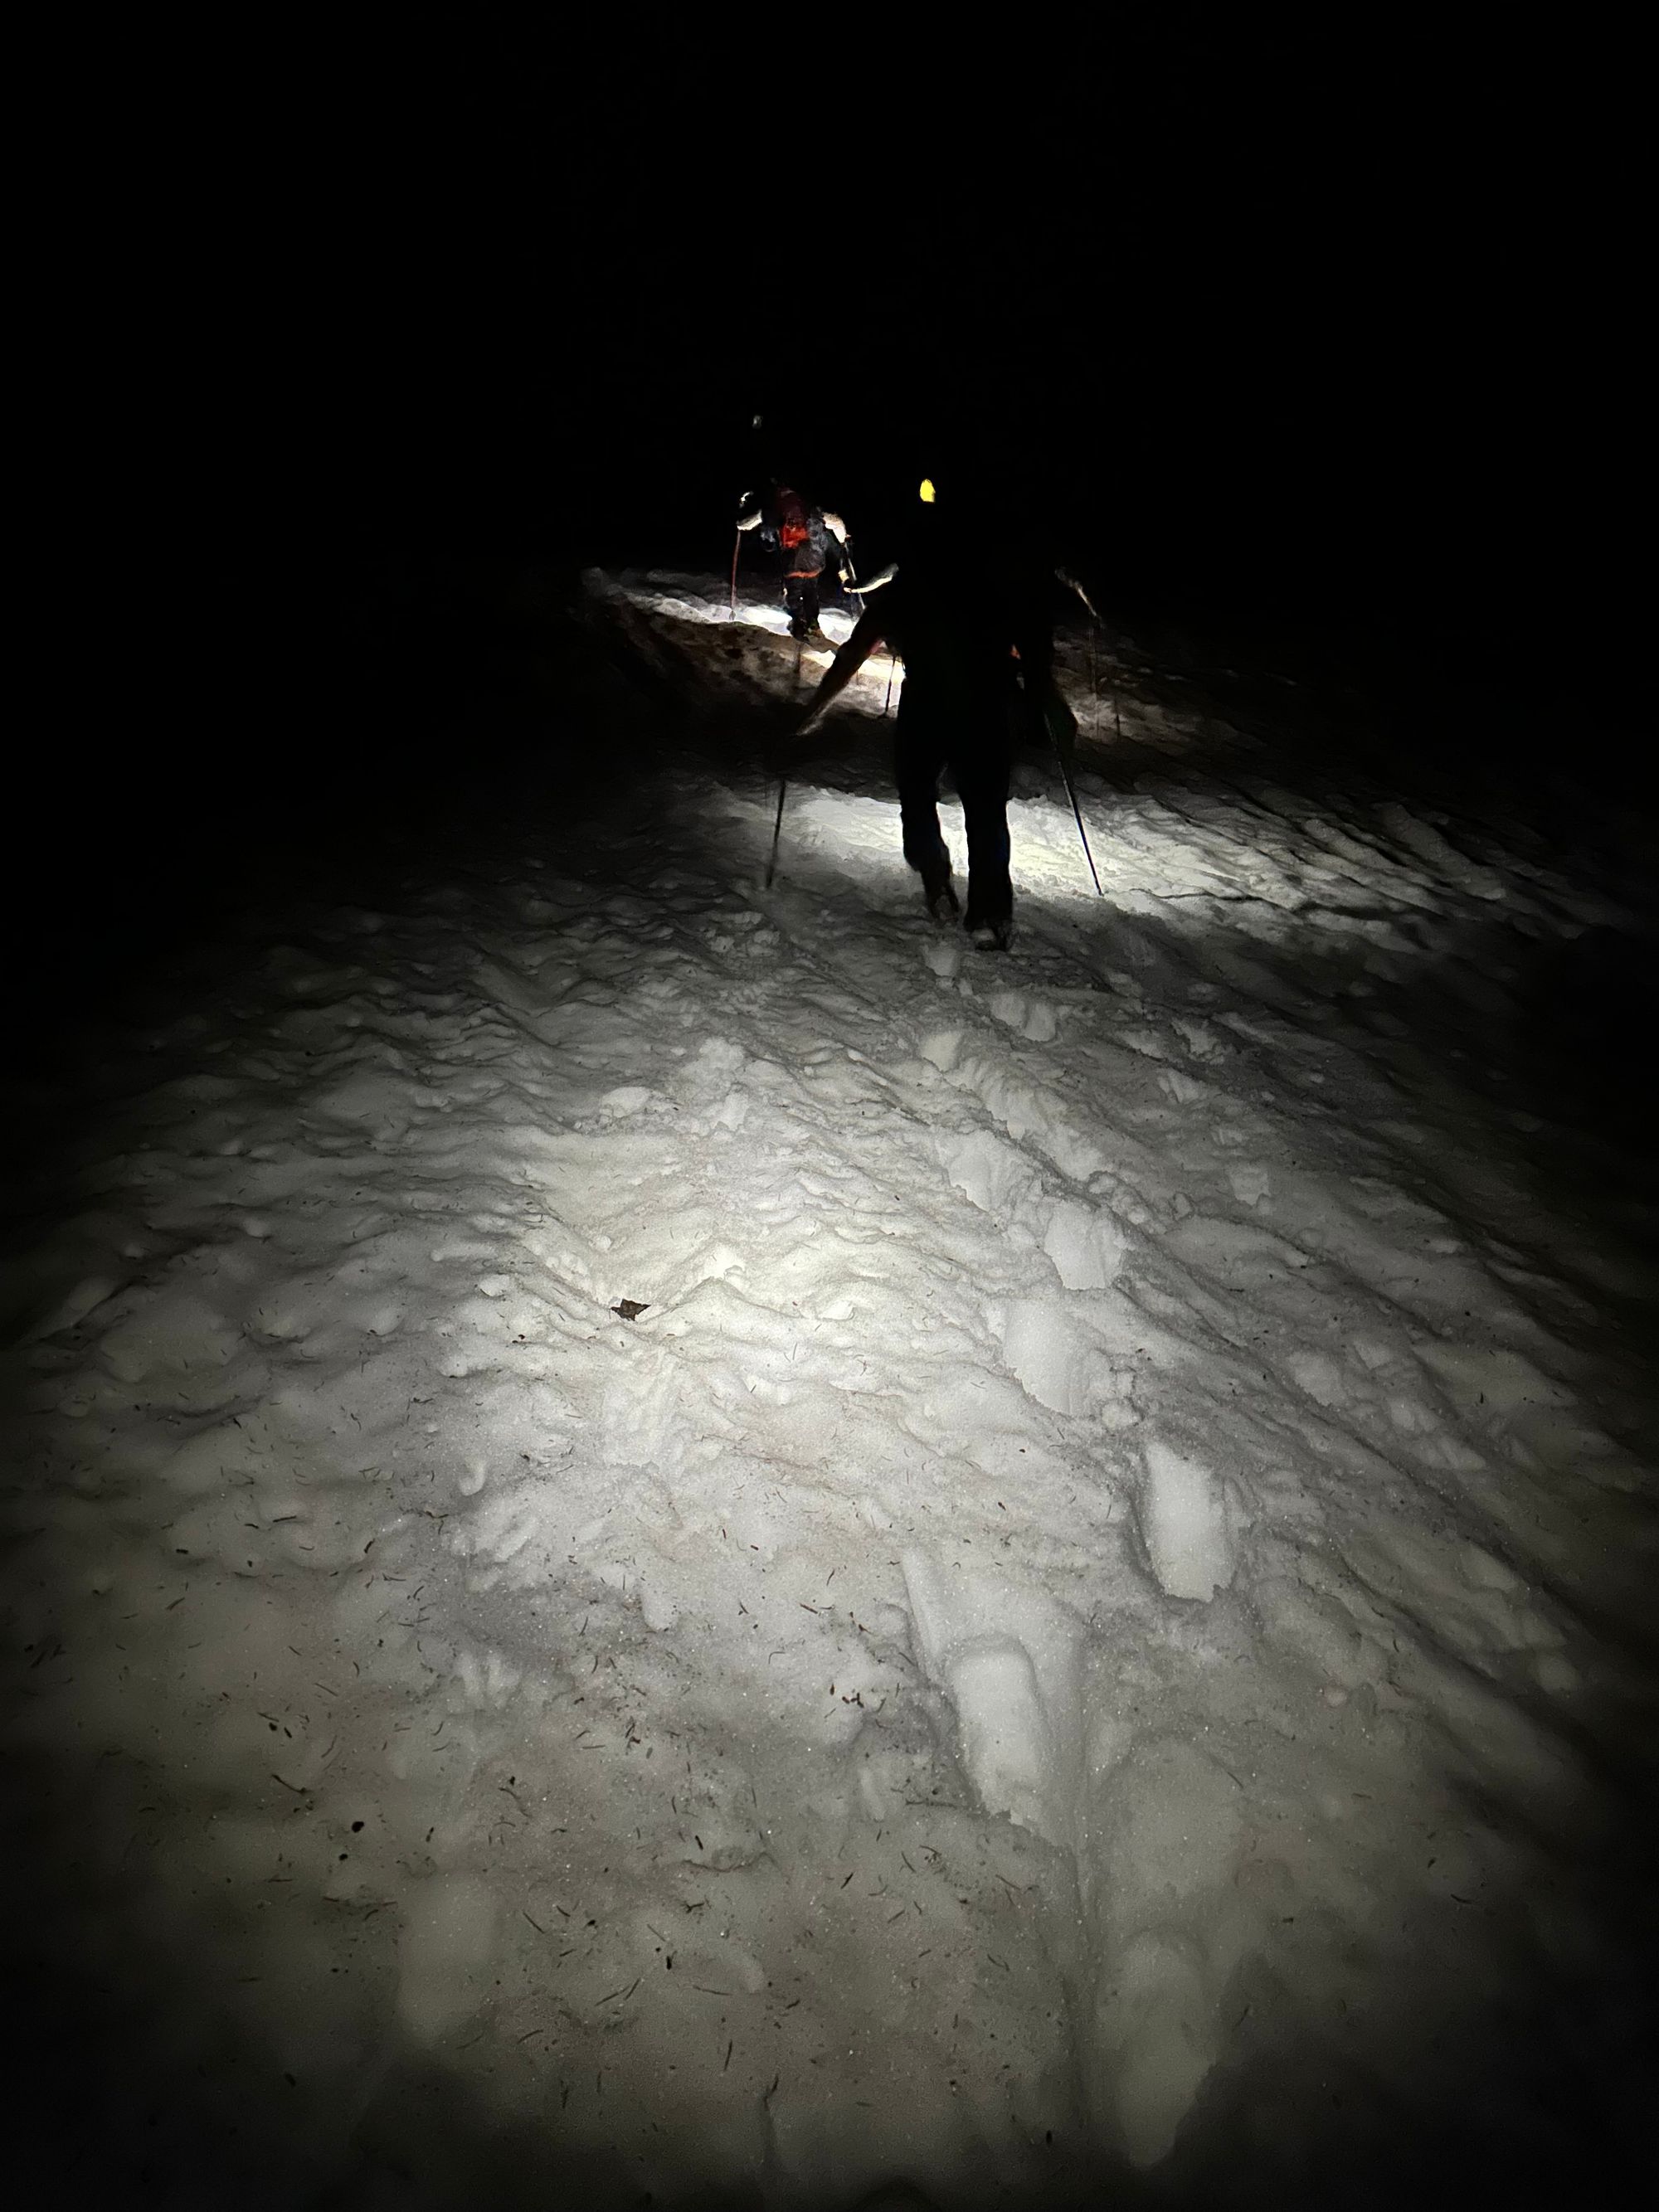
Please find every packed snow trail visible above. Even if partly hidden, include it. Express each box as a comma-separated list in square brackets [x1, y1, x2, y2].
[2, 570, 1653, 2209]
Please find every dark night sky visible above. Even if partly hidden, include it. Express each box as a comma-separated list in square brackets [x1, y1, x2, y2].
[270, 27, 1636, 654]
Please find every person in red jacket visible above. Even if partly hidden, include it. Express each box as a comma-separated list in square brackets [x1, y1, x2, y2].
[735, 479, 852, 639]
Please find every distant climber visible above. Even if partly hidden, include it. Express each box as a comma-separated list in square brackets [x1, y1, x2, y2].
[735, 479, 852, 639]
[791, 478, 1073, 950]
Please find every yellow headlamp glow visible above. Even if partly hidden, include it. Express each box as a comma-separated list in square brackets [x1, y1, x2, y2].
[918, 478, 937, 504]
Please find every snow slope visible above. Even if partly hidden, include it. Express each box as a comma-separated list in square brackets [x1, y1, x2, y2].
[3, 568, 1654, 2210]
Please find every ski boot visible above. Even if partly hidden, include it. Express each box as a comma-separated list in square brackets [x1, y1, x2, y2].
[968, 916, 1012, 952]
[921, 861, 960, 925]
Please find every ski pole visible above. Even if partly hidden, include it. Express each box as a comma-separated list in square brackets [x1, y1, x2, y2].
[764, 775, 788, 887]
[1084, 606, 1125, 746]
[768, 643, 816, 883]
[1049, 702, 1104, 896]
[1061, 565, 1121, 746]
[840, 545, 866, 616]
[729, 528, 742, 620]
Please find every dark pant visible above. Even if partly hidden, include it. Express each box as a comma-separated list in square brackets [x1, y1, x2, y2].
[783, 567, 822, 632]
[894, 705, 1012, 929]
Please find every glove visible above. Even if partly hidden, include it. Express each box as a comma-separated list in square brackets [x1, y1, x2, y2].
[822, 511, 848, 544]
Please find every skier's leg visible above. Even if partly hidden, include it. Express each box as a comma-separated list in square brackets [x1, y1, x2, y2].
[785, 566, 823, 639]
[955, 729, 1013, 939]
[895, 708, 956, 916]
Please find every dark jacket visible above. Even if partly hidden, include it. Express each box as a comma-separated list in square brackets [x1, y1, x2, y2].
[740, 484, 839, 575]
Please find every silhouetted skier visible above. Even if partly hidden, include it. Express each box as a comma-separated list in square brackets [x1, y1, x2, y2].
[794, 484, 1070, 949]
[736, 479, 851, 639]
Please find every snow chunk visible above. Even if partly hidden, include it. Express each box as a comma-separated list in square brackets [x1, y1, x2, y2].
[995, 1297, 1091, 1417]
[1043, 1201, 1126, 1291]
[1135, 1439, 1234, 1600]
[306, 1071, 424, 1136]
[1288, 1349, 1348, 1407]
[397, 1874, 499, 2041]
[596, 1084, 655, 1117]
[1226, 1162, 1272, 1209]
[100, 1287, 242, 1394]
[901, 1549, 1082, 1850]
[1092, 1931, 1217, 2166]
[947, 1641, 1058, 1846]
[988, 989, 1058, 1043]
[22, 1273, 120, 1341]
[937, 1129, 1043, 1218]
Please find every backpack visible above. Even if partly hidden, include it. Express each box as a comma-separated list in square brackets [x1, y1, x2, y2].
[775, 486, 810, 552]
